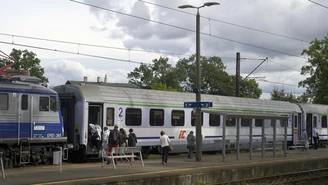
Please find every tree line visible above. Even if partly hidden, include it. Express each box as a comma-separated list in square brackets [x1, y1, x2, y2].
[1, 35, 328, 104]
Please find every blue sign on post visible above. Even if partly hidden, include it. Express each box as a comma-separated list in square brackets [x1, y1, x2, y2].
[184, 102, 213, 108]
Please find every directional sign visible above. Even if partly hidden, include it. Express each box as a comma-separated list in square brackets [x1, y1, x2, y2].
[184, 102, 213, 108]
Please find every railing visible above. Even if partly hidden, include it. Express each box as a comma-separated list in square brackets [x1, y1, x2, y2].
[102, 147, 144, 169]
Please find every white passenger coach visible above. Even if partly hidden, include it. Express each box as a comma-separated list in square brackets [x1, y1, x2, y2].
[53, 80, 322, 161]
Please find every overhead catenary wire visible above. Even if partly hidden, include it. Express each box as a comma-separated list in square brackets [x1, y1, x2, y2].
[70, 0, 308, 60]
[0, 32, 188, 57]
[308, 0, 328, 9]
[138, 0, 311, 43]
[0, 41, 145, 65]
[0, 32, 237, 61]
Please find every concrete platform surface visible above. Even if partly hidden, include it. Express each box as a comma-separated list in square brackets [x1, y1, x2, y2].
[1, 148, 328, 185]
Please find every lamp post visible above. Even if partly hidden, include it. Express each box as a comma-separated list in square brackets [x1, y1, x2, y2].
[179, 2, 219, 162]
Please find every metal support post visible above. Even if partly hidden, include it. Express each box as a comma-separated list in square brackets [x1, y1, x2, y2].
[236, 118, 240, 160]
[222, 115, 226, 162]
[284, 118, 288, 157]
[273, 120, 277, 157]
[0, 152, 5, 179]
[249, 119, 253, 160]
[261, 120, 265, 158]
[195, 9, 202, 162]
[59, 147, 62, 173]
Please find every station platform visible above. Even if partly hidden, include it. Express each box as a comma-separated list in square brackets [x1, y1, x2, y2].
[1, 148, 328, 185]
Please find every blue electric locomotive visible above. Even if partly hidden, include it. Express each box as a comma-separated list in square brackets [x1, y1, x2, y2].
[0, 76, 67, 168]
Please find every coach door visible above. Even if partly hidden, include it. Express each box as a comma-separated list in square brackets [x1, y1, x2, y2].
[103, 104, 117, 130]
[87, 103, 103, 154]
[19, 94, 31, 139]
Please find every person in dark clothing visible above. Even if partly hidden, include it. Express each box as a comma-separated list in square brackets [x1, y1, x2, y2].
[107, 124, 121, 164]
[128, 128, 138, 164]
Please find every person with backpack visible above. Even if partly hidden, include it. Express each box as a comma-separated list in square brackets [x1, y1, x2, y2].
[128, 128, 137, 165]
[107, 124, 121, 164]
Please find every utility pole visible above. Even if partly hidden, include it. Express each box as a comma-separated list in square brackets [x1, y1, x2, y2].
[179, 2, 219, 162]
[236, 52, 240, 97]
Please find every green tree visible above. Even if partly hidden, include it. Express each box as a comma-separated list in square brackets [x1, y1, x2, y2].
[299, 36, 328, 104]
[270, 87, 309, 103]
[128, 55, 262, 97]
[127, 57, 181, 91]
[0, 49, 48, 82]
[176, 55, 262, 98]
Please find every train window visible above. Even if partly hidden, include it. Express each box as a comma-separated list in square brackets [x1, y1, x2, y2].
[226, 117, 236, 127]
[314, 116, 317, 128]
[106, 108, 114, 126]
[241, 119, 251, 127]
[322, 116, 327, 128]
[280, 119, 287, 127]
[209, 114, 220, 126]
[0, 93, 8, 110]
[126, 108, 142, 126]
[191, 111, 203, 126]
[39, 97, 49, 111]
[21, 94, 28, 110]
[294, 115, 298, 128]
[171, 110, 184, 126]
[50, 96, 57, 112]
[150, 109, 164, 126]
[270, 119, 276, 127]
[255, 119, 263, 127]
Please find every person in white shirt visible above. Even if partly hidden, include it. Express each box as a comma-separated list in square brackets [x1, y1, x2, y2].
[159, 130, 170, 165]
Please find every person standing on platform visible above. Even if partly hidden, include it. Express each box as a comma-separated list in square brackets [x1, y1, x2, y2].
[313, 127, 319, 150]
[119, 128, 129, 163]
[159, 131, 170, 165]
[187, 131, 196, 159]
[108, 124, 121, 164]
[128, 128, 137, 165]
[300, 129, 308, 151]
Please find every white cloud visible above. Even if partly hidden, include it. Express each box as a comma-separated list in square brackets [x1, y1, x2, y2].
[1, 0, 326, 100]
[43, 59, 129, 86]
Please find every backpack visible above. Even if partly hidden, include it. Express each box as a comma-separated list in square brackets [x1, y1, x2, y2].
[110, 130, 120, 145]
[128, 133, 137, 147]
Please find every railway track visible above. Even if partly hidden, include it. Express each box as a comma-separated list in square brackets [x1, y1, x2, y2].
[216, 168, 328, 185]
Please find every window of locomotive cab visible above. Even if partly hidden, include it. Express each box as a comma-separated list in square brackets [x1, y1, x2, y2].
[191, 111, 203, 126]
[126, 108, 142, 126]
[39, 96, 49, 111]
[171, 110, 184, 126]
[150, 109, 164, 126]
[209, 114, 220, 126]
[322, 116, 327, 128]
[241, 118, 251, 127]
[106, 108, 114, 126]
[50, 96, 57, 112]
[21, 94, 28, 110]
[0, 93, 8, 110]
[226, 117, 236, 127]
[255, 119, 263, 127]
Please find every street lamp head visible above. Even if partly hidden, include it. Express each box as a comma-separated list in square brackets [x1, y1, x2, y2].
[203, 2, 220, 7]
[178, 5, 196, 9]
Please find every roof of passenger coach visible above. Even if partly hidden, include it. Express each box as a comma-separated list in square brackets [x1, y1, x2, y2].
[297, 103, 328, 114]
[63, 81, 301, 114]
[0, 81, 57, 94]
